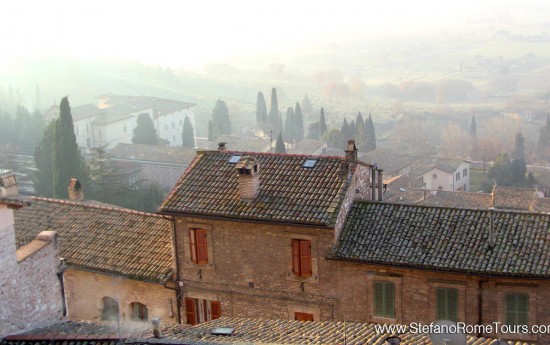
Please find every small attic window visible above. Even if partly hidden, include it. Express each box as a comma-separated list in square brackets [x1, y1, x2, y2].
[211, 327, 235, 336]
[228, 155, 241, 164]
[303, 158, 317, 168]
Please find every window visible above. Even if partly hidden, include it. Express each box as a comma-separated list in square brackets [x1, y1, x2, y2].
[185, 297, 221, 325]
[436, 287, 458, 322]
[303, 159, 317, 168]
[374, 281, 395, 318]
[433, 173, 438, 179]
[291, 239, 312, 277]
[455, 172, 460, 181]
[190, 229, 208, 264]
[463, 168, 468, 177]
[228, 155, 242, 164]
[295, 312, 314, 321]
[101, 297, 119, 321]
[419, 176, 424, 183]
[130, 302, 148, 321]
[505, 293, 528, 326]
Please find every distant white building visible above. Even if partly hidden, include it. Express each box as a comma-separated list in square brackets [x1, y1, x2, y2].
[415, 159, 471, 192]
[45, 94, 196, 152]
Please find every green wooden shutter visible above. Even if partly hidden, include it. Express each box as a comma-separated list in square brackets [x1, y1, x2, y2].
[386, 282, 395, 318]
[506, 293, 529, 326]
[436, 288, 446, 320]
[517, 294, 528, 326]
[374, 282, 384, 317]
[447, 288, 458, 322]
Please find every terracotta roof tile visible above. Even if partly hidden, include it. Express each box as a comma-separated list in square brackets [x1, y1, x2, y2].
[14, 197, 174, 282]
[160, 151, 353, 226]
[332, 201, 550, 278]
[1, 318, 528, 345]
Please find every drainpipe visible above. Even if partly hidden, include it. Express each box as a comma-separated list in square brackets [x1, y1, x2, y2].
[57, 258, 68, 317]
[169, 217, 182, 324]
[371, 166, 376, 201]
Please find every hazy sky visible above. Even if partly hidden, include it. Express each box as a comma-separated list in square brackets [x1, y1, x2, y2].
[0, 0, 543, 69]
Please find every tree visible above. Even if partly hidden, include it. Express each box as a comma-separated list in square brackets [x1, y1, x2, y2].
[211, 99, 231, 139]
[208, 120, 214, 141]
[0, 109, 14, 146]
[133, 113, 158, 145]
[488, 153, 513, 186]
[181, 116, 195, 147]
[365, 114, 376, 152]
[306, 122, 320, 140]
[323, 128, 345, 149]
[52, 97, 89, 198]
[470, 116, 477, 137]
[341, 118, 352, 141]
[268, 88, 279, 130]
[511, 132, 527, 184]
[284, 107, 295, 142]
[354, 112, 368, 151]
[294, 102, 304, 141]
[275, 132, 286, 154]
[319, 107, 327, 137]
[256, 92, 267, 129]
[537, 113, 550, 162]
[302, 94, 314, 119]
[33, 120, 56, 197]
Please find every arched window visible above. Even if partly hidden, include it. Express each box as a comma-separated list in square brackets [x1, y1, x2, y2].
[130, 302, 148, 321]
[101, 297, 119, 321]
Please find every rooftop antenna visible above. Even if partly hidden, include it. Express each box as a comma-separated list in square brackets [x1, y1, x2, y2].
[429, 320, 466, 345]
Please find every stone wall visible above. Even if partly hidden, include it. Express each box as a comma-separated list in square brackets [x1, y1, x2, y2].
[63, 269, 177, 323]
[0, 206, 63, 338]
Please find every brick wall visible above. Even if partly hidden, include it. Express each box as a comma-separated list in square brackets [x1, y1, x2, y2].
[175, 212, 549, 343]
[63, 269, 177, 323]
[0, 206, 63, 338]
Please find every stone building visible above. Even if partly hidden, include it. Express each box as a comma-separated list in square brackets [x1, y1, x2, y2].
[0, 196, 64, 337]
[13, 192, 177, 323]
[159, 141, 382, 324]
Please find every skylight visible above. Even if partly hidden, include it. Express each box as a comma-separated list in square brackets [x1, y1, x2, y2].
[228, 155, 241, 164]
[303, 158, 317, 168]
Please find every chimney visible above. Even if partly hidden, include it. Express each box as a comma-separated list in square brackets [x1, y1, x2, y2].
[235, 156, 260, 201]
[67, 178, 84, 201]
[377, 169, 384, 201]
[488, 207, 495, 249]
[218, 142, 227, 151]
[0, 171, 18, 197]
[371, 166, 377, 201]
[151, 318, 162, 338]
[345, 140, 358, 164]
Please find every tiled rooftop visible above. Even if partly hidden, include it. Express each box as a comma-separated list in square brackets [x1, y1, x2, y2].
[110, 143, 198, 165]
[416, 190, 493, 209]
[160, 151, 354, 226]
[492, 186, 538, 210]
[14, 197, 174, 282]
[331, 201, 550, 278]
[1, 318, 526, 345]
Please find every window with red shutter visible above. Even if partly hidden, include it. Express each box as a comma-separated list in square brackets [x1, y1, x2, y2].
[211, 301, 221, 319]
[291, 239, 312, 277]
[185, 297, 196, 325]
[295, 312, 314, 321]
[189, 229, 208, 264]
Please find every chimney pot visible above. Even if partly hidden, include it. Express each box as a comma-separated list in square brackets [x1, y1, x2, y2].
[235, 156, 260, 201]
[67, 178, 84, 201]
[0, 171, 19, 197]
[218, 142, 227, 151]
[151, 318, 161, 338]
[345, 139, 358, 164]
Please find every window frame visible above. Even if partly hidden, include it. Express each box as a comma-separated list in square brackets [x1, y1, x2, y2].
[463, 168, 468, 177]
[435, 287, 459, 322]
[374, 281, 395, 319]
[455, 172, 460, 181]
[185, 297, 221, 325]
[505, 293, 529, 326]
[129, 302, 148, 321]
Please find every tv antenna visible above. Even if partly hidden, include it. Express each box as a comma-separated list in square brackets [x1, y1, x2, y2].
[429, 320, 466, 345]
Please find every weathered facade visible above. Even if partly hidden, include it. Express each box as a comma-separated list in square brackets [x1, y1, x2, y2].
[0, 197, 63, 337]
[14, 197, 177, 324]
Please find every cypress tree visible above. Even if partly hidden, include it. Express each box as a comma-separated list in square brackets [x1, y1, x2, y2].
[537, 113, 550, 161]
[294, 102, 304, 142]
[34, 120, 56, 197]
[256, 92, 268, 129]
[211, 99, 231, 138]
[268, 88, 279, 130]
[319, 107, 327, 137]
[284, 107, 294, 142]
[355, 112, 368, 151]
[133, 113, 158, 144]
[208, 120, 214, 141]
[365, 113, 377, 152]
[341, 118, 351, 141]
[181, 115, 195, 147]
[275, 132, 286, 154]
[52, 97, 87, 198]
[470, 115, 477, 137]
[277, 113, 284, 139]
[302, 94, 314, 119]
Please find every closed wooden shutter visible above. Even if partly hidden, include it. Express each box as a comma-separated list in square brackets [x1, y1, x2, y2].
[517, 294, 528, 326]
[447, 288, 458, 322]
[211, 301, 221, 319]
[436, 288, 458, 322]
[506, 293, 529, 326]
[374, 282, 394, 318]
[374, 282, 384, 317]
[196, 229, 208, 264]
[436, 288, 446, 320]
[295, 312, 314, 321]
[300, 240, 312, 277]
[189, 230, 197, 263]
[292, 239, 301, 276]
[185, 297, 196, 325]
[386, 282, 395, 318]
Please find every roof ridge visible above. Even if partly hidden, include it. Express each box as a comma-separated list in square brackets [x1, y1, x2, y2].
[31, 197, 168, 219]
[357, 199, 550, 216]
[202, 149, 349, 161]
